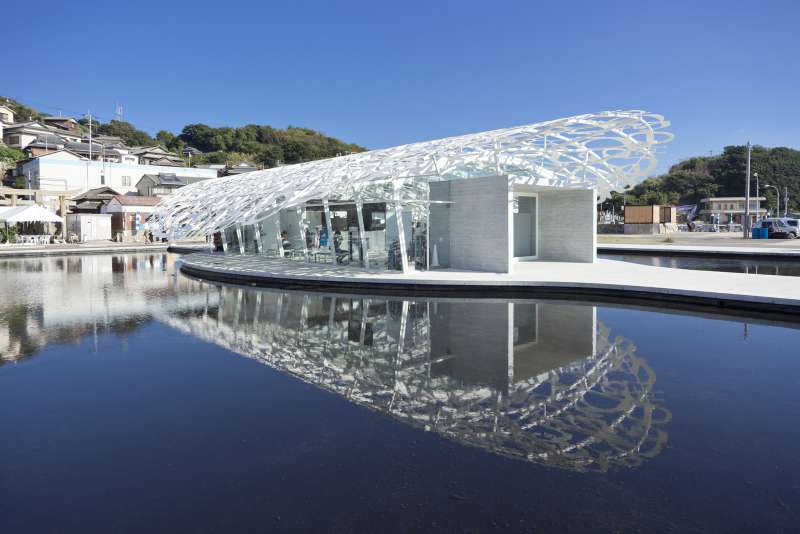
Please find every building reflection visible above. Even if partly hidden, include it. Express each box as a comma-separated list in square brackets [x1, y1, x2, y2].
[163, 286, 670, 472]
[1, 254, 669, 471]
[0, 253, 214, 363]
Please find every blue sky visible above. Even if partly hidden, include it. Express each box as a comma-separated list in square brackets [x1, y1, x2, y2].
[3, 0, 799, 175]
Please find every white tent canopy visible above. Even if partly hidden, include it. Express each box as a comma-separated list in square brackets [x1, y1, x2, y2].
[0, 204, 63, 223]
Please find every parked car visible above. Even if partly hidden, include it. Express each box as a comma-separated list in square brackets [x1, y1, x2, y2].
[781, 217, 800, 231]
[758, 219, 798, 239]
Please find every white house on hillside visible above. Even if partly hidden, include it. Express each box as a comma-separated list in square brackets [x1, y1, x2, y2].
[0, 105, 15, 140]
[14, 150, 218, 195]
[3, 121, 82, 149]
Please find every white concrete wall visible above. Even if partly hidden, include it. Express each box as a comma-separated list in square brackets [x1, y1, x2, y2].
[66, 214, 112, 241]
[21, 157, 217, 195]
[535, 188, 596, 263]
[103, 203, 158, 214]
[448, 175, 511, 273]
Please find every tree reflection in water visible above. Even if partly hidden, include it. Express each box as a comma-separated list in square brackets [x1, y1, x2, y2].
[164, 286, 671, 472]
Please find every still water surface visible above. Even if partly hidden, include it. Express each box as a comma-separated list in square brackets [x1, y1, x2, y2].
[1, 253, 799, 533]
[600, 253, 800, 277]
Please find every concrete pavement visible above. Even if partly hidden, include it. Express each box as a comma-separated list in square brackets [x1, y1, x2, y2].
[178, 253, 800, 317]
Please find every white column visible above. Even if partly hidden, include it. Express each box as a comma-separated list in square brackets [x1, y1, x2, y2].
[297, 206, 309, 262]
[393, 180, 410, 274]
[254, 224, 263, 253]
[356, 201, 368, 269]
[235, 224, 245, 255]
[323, 199, 336, 265]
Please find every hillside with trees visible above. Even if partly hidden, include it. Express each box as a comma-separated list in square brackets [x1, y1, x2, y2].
[163, 124, 365, 167]
[601, 145, 800, 214]
[2, 96, 366, 168]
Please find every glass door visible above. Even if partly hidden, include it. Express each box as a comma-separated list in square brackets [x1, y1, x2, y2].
[513, 194, 537, 259]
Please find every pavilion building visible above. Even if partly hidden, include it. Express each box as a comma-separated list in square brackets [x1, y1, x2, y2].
[149, 111, 672, 274]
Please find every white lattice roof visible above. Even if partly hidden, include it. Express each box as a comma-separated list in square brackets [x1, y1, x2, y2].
[150, 110, 671, 238]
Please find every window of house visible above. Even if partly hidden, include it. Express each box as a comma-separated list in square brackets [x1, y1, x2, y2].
[121, 176, 131, 186]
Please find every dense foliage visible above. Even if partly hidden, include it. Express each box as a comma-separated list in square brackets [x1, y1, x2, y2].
[0, 146, 24, 183]
[169, 124, 365, 167]
[95, 120, 154, 147]
[601, 145, 800, 214]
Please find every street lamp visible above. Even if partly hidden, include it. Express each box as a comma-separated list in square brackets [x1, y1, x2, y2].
[764, 184, 780, 218]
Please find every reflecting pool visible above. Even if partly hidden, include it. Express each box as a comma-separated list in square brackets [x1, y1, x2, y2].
[2, 253, 799, 533]
[600, 253, 800, 277]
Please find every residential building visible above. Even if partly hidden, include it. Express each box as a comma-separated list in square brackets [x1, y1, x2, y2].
[136, 173, 209, 197]
[3, 121, 81, 149]
[623, 205, 677, 234]
[13, 150, 218, 196]
[698, 197, 766, 225]
[182, 146, 203, 157]
[70, 186, 122, 213]
[103, 195, 161, 240]
[91, 135, 126, 148]
[224, 161, 259, 175]
[194, 163, 225, 176]
[130, 145, 185, 166]
[0, 105, 14, 140]
[0, 105, 14, 125]
[41, 116, 82, 134]
[20, 134, 66, 157]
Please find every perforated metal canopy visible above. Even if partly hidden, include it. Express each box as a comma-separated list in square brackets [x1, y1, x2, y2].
[149, 110, 671, 239]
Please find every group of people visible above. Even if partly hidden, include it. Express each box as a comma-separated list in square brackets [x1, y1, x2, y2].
[281, 229, 347, 262]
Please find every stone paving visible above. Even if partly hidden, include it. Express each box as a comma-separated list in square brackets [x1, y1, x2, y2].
[0, 242, 169, 258]
[179, 253, 800, 312]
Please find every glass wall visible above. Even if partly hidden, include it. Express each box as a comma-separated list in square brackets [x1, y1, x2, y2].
[219, 177, 463, 273]
[242, 225, 258, 253]
[278, 207, 307, 261]
[256, 213, 283, 257]
[222, 226, 241, 253]
[362, 202, 388, 270]
[428, 181, 451, 269]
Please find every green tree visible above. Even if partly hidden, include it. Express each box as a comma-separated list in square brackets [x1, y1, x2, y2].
[0, 146, 24, 185]
[155, 130, 176, 147]
[96, 120, 153, 146]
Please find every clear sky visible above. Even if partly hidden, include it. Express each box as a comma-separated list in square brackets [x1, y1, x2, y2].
[3, 0, 799, 175]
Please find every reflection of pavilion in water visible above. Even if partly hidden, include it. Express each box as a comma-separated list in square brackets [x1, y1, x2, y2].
[163, 287, 670, 472]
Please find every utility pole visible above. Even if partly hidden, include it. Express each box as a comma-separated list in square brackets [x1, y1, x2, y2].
[87, 111, 93, 160]
[86, 111, 92, 190]
[743, 142, 751, 238]
[784, 187, 789, 217]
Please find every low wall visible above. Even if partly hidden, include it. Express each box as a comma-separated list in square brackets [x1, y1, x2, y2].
[537, 189, 596, 263]
[447, 175, 510, 273]
[597, 224, 624, 234]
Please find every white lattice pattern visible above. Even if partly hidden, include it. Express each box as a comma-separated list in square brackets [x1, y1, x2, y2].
[149, 110, 671, 239]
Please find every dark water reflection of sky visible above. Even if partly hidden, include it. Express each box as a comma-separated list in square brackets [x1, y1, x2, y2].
[600, 253, 800, 277]
[1, 253, 799, 533]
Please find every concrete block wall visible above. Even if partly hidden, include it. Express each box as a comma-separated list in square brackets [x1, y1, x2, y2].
[536, 188, 596, 263]
[448, 175, 511, 273]
[430, 301, 511, 391]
